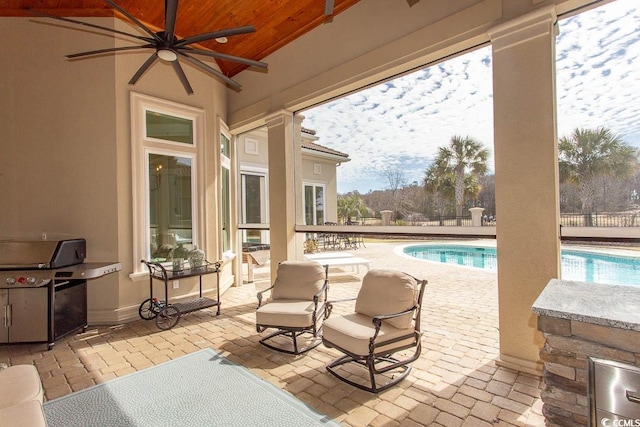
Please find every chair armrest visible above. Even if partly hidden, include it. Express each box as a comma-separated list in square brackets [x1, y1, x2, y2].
[312, 279, 329, 301]
[326, 297, 357, 305]
[256, 285, 275, 307]
[324, 297, 357, 319]
[312, 265, 330, 313]
[371, 305, 418, 329]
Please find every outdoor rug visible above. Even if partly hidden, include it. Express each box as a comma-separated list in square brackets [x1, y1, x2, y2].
[43, 348, 340, 427]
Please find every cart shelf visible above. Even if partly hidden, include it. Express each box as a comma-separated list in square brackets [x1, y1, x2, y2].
[140, 260, 222, 330]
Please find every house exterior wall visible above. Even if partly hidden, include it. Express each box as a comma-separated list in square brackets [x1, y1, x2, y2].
[0, 17, 230, 324]
[236, 128, 343, 226]
[300, 153, 340, 224]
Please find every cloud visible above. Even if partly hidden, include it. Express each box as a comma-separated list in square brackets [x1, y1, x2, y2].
[302, 0, 640, 193]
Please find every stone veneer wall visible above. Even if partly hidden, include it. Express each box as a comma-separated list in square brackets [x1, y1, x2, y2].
[537, 314, 640, 427]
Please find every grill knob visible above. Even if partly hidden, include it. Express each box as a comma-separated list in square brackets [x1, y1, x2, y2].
[26, 277, 38, 286]
[5, 277, 16, 286]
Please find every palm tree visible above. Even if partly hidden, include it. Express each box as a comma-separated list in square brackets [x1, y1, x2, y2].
[559, 127, 638, 225]
[424, 159, 454, 225]
[433, 135, 489, 225]
[337, 192, 371, 224]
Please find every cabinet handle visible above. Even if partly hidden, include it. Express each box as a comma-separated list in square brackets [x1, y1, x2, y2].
[626, 390, 640, 404]
[5, 305, 11, 327]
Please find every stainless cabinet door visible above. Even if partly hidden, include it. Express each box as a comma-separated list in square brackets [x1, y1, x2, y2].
[8, 288, 48, 342]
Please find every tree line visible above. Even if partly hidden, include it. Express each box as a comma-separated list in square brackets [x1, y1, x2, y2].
[338, 127, 640, 224]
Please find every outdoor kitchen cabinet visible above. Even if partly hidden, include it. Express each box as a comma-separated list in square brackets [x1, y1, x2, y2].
[0, 287, 48, 344]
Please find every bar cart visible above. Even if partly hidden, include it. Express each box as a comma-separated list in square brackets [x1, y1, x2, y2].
[139, 260, 221, 330]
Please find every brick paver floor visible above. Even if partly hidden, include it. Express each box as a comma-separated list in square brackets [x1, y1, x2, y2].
[1, 240, 545, 426]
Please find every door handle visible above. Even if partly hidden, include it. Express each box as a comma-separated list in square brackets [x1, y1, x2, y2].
[5, 305, 11, 328]
[626, 390, 640, 404]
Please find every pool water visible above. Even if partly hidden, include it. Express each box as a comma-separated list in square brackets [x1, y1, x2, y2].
[403, 244, 640, 286]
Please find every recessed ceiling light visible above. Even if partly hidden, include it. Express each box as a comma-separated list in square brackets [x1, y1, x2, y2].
[215, 37, 228, 44]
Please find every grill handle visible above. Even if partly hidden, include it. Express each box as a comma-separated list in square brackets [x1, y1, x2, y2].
[626, 390, 640, 404]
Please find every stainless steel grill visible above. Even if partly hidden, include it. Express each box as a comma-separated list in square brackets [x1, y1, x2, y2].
[0, 238, 121, 349]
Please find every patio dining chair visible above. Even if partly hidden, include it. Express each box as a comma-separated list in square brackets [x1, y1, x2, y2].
[322, 269, 427, 393]
[256, 261, 329, 355]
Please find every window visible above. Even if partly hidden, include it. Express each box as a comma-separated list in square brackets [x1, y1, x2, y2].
[131, 93, 204, 275]
[220, 127, 232, 254]
[240, 170, 268, 243]
[145, 111, 194, 144]
[148, 153, 194, 260]
[304, 184, 325, 225]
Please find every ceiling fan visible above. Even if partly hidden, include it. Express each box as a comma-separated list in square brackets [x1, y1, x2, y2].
[325, 0, 335, 16]
[28, 0, 268, 94]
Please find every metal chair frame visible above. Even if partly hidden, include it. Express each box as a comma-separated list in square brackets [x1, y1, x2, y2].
[323, 275, 427, 393]
[256, 264, 329, 355]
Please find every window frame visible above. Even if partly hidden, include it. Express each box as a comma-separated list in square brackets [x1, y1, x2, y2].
[239, 167, 269, 243]
[303, 182, 326, 225]
[130, 92, 205, 277]
[220, 124, 233, 256]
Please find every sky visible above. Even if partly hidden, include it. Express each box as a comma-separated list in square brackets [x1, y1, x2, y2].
[301, 0, 640, 194]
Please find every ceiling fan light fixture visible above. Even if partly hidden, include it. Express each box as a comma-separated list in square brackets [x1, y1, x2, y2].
[31, 0, 266, 93]
[157, 48, 178, 61]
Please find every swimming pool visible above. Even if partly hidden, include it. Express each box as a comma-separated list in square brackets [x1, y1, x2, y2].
[402, 244, 640, 286]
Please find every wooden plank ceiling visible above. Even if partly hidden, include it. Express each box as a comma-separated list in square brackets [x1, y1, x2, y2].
[2, 0, 361, 77]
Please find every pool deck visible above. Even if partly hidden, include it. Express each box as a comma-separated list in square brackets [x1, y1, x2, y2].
[4, 240, 638, 426]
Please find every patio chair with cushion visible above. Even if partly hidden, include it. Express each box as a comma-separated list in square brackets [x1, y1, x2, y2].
[322, 269, 427, 393]
[256, 261, 329, 355]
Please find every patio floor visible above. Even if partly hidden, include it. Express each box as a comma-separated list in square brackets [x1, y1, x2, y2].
[1, 241, 545, 426]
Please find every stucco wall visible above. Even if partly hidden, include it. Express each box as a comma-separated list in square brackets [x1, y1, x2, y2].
[0, 17, 120, 314]
[300, 153, 340, 223]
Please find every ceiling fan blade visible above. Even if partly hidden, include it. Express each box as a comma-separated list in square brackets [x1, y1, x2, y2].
[180, 48, 267, 69]
[164, 0, 179, 42]
[129, 53, 159, 85]
[174, 26, 255, 48]
[104, 0, 163, 43]
[178, 52, 241, 91]
[325, 0, 335, 16]
[27, 9, 154, 42]
[172, 60, 194, 94]
[67, 45, 153, 59]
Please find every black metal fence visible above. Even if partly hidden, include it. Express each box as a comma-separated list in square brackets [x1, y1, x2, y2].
[559, 212, 640, 227]
[352, 216, 475, 227]
[350, 212, 640, 227]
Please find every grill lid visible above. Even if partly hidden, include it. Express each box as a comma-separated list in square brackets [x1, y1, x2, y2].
[0, 238, 86, 270]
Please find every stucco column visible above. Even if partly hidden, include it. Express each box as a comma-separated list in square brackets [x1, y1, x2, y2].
[265, 110, 304, 278]
[469, 207, 484, 227]
[489, 6, 561, 375]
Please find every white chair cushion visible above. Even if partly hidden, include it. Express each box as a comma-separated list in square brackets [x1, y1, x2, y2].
[256, 299, 324, 328]
[323, 313, 416, 356]
[0, 399, 47, 427]
[271, 261, 326, 301]
[355, 269, 417, 329]
[0, 365, 43, 409]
